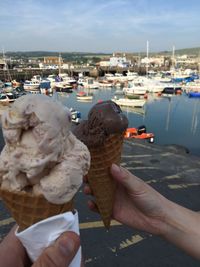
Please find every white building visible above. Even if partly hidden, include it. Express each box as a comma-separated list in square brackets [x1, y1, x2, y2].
[109, 53, 131, 68]
[99, 60, 110, 67]
[141, 56, 165, 67]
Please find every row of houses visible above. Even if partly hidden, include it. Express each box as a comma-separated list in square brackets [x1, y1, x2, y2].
[98, 53, 200, 69]
[0, 53, 199, 71]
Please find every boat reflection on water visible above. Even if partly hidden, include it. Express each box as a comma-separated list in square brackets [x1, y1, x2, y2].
[120, 106, 146, 116]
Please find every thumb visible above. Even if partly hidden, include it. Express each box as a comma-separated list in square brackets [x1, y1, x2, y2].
[32, 231, 80, 267]
[111, 164, 145, 193]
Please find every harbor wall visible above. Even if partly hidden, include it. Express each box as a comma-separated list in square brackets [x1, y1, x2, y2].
[0, 66, 171, 82]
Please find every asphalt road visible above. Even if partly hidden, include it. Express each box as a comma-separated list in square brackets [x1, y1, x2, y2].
[0, 133, 200, 266]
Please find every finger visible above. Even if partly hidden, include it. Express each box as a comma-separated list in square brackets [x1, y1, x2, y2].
[83, 184, 92, 195]
[32, 232, 80, 267]
[0, 225, 30, 267]
[111, 164, 146, 194]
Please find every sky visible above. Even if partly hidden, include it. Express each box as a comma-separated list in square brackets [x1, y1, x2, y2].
[1, 0, 200, 53]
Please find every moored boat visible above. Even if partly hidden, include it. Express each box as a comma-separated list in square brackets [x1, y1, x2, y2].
[162, 86, 182, 95]
[188, 91, 200, 98]
[70, 108, 81, 124]
[23, 80, 40, 92]
[76, 91, 93, 101]
[0, 93, 16, 103]
[124, 125, 155, 143]
[112, 97, 146, 108]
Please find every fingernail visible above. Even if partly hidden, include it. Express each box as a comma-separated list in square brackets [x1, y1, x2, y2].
[111, 164, 121, 173]
[58, 237, 75, 255]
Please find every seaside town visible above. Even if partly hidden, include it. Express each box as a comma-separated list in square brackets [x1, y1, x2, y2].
[0, 48, 200, 103]
[0, 48, 200, 267]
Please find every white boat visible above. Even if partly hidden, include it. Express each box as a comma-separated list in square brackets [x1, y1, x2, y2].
[112, 97, 146, 108]
[182, 81, 200, 93]
[78, 77, 99, 89]
[126, 71, 139, 81]
[76, 91, 93, 101]
[105, 73, 127, 82]
[58, 73, 77, 85]
[77, 97, 93, 102]
[54, 82, 73, 92]
[123, 82, 148, 95]
[123, 77, 166, 95]
[105, 73, 115, 81]
[23, 80, 40, 91]
[77, 94, 93, 101]
[47, 74, 73, 91]
[98, 79, 113, 88]
[0, 93, 16, 103]
[70, 108, 81, 124]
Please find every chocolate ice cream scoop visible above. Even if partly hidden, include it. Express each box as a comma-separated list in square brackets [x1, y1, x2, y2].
[74, 100, 128, 147]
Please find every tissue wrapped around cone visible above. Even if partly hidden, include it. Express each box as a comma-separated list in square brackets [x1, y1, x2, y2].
[87, 133, 124, 229]
[0, 189, 74, 232]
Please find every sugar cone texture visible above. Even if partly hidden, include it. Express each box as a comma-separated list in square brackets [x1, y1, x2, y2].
[0, 189, 74, 232]
[87, 133, 124, 229]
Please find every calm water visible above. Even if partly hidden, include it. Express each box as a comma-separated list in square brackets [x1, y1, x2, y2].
[58, 87, 200, 157]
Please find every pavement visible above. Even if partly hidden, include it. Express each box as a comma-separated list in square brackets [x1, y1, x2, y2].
[0, 133, 200, 266]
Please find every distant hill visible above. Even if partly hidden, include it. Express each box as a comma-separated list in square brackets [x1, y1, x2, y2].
[4, 47, 200, 58]
[158, 47, 200, 56]
[5, 51, 111, 60]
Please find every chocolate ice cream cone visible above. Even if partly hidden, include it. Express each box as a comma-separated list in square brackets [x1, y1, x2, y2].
[87, 133, 124, 229]
[0, 189, 74, 232]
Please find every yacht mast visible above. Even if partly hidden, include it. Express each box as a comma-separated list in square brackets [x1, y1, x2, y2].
[172, 45, 175, 69]
[146, 40, 149, 76]
[2, 48, 12, 81]
[58, 53, 62, 76]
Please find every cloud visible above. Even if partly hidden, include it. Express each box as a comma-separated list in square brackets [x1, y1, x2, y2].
[1, 0, 200, 52]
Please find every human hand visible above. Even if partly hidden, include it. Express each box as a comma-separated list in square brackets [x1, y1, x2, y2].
[84, 164, 200, 260]
[84, 164, 170, 236]
[0, 225, 80, 267]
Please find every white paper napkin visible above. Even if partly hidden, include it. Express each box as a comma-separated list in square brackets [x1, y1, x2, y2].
[15, 211, 81, 267]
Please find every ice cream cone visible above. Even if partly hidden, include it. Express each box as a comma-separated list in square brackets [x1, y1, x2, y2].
[0, 189, 74, 232]
[87, 133, 124, 229]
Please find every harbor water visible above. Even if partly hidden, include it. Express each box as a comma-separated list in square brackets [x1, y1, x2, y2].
[57, 87, 200, 157]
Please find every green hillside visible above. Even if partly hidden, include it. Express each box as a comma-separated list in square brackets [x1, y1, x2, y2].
[159, 47, 200, 56]
[4, 47, 200, 59]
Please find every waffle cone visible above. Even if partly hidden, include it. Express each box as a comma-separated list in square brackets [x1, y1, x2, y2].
[0, 189, 74, 232]
[87, 133, 124, 229]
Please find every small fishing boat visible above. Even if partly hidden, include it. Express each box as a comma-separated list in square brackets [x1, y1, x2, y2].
[162, 86, 182, 95]
[12, 80, 21, 88]
[0, 93, 16, 103]
[112, 97, 146, 108]
[124, 125, 155, 143]
[70, 108, 81, 124]
[76, 91, 93, 101]
[23, 80, 40, 92]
